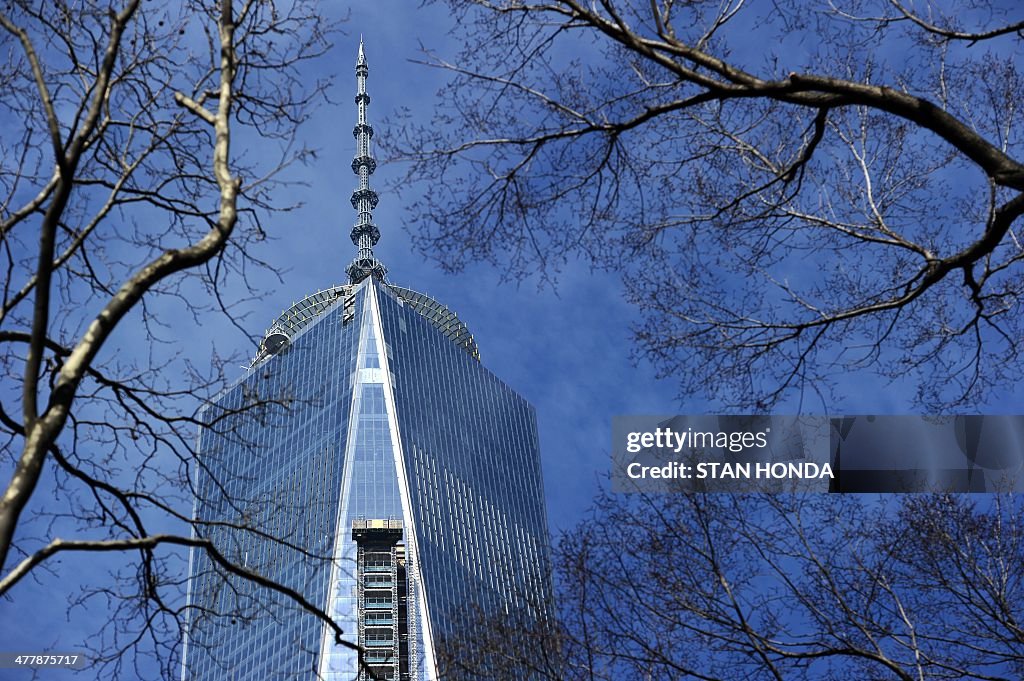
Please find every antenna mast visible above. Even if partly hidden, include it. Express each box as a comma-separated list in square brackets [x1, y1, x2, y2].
[347, 37, 387, 283]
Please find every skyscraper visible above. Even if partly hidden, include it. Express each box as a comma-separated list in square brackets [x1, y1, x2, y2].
[181, 40, 552, 681]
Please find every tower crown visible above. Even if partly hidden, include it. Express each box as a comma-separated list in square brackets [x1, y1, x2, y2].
[346, 37, 387, 283]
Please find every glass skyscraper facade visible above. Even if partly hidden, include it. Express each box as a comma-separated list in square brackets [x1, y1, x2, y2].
[182, 41, 551, 681]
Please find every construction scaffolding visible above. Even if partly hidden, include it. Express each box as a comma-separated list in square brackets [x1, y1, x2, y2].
[353, 519, 411, 681]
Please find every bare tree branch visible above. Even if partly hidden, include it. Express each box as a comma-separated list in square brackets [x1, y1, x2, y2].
[0, 0, 340, 677]
[390, 0, 1024, 408]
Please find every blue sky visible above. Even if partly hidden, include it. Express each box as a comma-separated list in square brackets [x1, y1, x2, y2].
[3, 1, 1024, 677]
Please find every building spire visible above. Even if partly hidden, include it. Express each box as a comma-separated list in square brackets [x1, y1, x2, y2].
[346, 36, 386, 284]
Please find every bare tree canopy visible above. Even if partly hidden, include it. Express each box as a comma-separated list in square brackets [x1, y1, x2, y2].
[0, 0, 362, 676]
[389, 0, 1024, 409]
[443, 493, 1024, 680]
